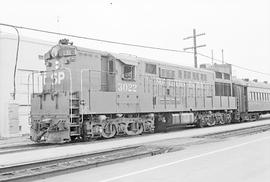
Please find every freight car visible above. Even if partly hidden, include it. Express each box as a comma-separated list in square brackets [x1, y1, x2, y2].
[29, 39, 269, 143]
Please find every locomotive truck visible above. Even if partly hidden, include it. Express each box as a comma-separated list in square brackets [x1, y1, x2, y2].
[30, 39, 270, 143]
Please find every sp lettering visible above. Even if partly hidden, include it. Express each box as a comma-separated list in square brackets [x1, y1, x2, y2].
[44, 72, 65, 85]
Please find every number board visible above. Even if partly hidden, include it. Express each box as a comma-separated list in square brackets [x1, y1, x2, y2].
[117, 83, 137, 92]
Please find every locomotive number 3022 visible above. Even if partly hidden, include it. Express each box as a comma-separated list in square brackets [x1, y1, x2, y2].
[117, 83, 137, 92]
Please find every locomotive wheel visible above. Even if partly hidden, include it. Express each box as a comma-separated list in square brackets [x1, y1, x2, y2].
[255, 114, 260, 121]
[125, 122, 144, 136]
[218, 115, 225, 125]
[197, 119, 204, 128]
[144, 120, 154, 132]
[206, 116, 216, 127]
[102, 123, 117, 139]
[70, 136, 80, 142]
[225, 114, 232, 124]
[219, 119, 226, 125]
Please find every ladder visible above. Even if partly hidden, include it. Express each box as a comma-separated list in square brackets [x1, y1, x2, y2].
[70, 92, 80, 136]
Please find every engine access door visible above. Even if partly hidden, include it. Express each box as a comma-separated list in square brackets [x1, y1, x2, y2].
[101, 56, 116, 92]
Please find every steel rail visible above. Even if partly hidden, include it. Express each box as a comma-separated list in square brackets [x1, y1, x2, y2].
[1, 120, 270, 155]
[195, 124, 270, 139]
[0, 123, 270, 181]
[0, 145, 166, 182]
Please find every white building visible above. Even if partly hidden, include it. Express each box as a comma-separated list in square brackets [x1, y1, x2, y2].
[0, 31, 54, 138]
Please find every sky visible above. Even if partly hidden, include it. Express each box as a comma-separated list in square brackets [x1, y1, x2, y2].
[0, 0, 270, 81]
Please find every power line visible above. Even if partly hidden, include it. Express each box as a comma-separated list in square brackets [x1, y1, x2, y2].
[197, 53, 270, 76]
[0, 22, 270, 77]
[0, 23, 192, 54]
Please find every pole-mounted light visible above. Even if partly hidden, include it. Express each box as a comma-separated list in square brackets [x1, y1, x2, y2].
[0, 23, 20, 100]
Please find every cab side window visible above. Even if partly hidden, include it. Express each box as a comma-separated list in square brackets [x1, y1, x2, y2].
[123, 64, 135, 80]
[108, 60, 114, 73]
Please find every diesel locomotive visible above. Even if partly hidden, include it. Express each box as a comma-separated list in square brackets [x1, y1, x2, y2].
[30, 39, 270, 143]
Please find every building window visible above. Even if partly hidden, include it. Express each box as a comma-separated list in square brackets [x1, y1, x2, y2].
[145, 63, 157, 74]
[123, 64, 135, 80]
[215, 72, 222, 79]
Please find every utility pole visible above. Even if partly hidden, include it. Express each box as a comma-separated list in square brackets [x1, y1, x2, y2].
[211, 50, 214, 65]
[183, 29, 206, 68]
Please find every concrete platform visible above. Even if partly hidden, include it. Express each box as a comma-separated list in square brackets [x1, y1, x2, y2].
[37, 128, 270, 182]
[1, 119, 270, 168]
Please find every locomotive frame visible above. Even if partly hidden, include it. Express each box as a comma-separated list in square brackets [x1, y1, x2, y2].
[29, 39, 270, 143]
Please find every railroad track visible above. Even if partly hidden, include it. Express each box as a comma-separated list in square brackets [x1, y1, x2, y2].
[0, 134, 153, 155]
[0, 145, 167, 182]
[1, 123, 270, 181]
[195, 123, 270, 139]
[152, 123, 270, 153]
[0, 144, 49, 155]
[1, 120, 270, 155]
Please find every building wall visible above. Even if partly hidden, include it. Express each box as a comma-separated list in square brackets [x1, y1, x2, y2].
[0, 32, 54, 138]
